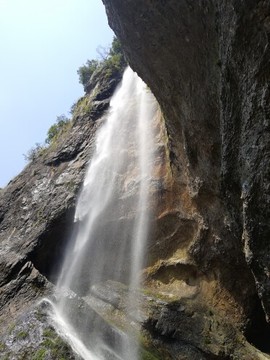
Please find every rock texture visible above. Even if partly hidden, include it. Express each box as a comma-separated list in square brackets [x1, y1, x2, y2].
[101, 0, 270, 357]
[0, 2, 270, 358]
[0, 61, 125, 335]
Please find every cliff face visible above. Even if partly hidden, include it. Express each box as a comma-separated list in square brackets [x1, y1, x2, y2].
[0, 63, 125, 329]
[102, 0, 270, 352]
[219, 1, 270, 322]
[0, 2, 270, 359]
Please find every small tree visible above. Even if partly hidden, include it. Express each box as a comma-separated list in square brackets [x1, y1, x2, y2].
[77, 59, 99, 88]
[77, 37, 126, 90]
[109, 37, 122, 57]
[46, 114, 70, 144]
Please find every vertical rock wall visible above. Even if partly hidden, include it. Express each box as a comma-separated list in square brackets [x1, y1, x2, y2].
[218, 0, 270, 321]
[101, 0, 270, 337]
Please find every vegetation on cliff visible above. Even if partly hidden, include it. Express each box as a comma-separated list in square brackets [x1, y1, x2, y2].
[77, 37, 125, 91]
[24, 37, 126, 163]
[0, 32, 129, 360]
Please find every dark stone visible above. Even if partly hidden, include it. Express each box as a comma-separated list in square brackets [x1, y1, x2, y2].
[1, 2, 270, 357]
[0, 64, 124, 308]
[101, 0, 270, 356]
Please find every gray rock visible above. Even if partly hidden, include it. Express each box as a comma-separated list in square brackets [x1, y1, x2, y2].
[102, 0, 270, 357]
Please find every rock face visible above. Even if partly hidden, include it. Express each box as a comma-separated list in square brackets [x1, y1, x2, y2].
[0, 2, 270, 359]
[101, 0, 270, 356]
[0, 61, 125, 332]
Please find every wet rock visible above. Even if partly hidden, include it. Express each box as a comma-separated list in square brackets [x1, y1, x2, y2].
[0, 299, 82, 360]
[59, 281, 269, 360]
[1, 2, 270, 357]
[0, 62, 125, 339]
[90, 281, 125, 309]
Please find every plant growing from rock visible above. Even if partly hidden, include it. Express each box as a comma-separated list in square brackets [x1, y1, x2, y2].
[77, 37, 126, 91]
[46, 114, 70, 145]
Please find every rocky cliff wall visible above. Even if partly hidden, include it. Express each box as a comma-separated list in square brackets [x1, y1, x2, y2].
[0, 2, 270, 358]
[0, 62, 125, 328]
[102, 0, 270, 355]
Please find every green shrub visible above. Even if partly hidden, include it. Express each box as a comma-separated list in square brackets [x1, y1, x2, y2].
[102, 53, 125, 80]
[77, 59, 99, 88]
[24, 114, 70, 162]
[46, 114, 70, 144]
[24, 37, 125, 164]
[77, 36, 126, 90]
[70, 97, 92, 117]
[109, 37, 123, 57]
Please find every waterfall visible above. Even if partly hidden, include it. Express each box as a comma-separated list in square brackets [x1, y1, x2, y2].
[50, 67, 158, 360]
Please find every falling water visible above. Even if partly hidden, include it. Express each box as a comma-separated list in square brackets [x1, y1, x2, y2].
[52, 67, 157, 359]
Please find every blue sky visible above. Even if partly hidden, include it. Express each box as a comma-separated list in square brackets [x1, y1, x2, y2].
[0, 0, 114, 187]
